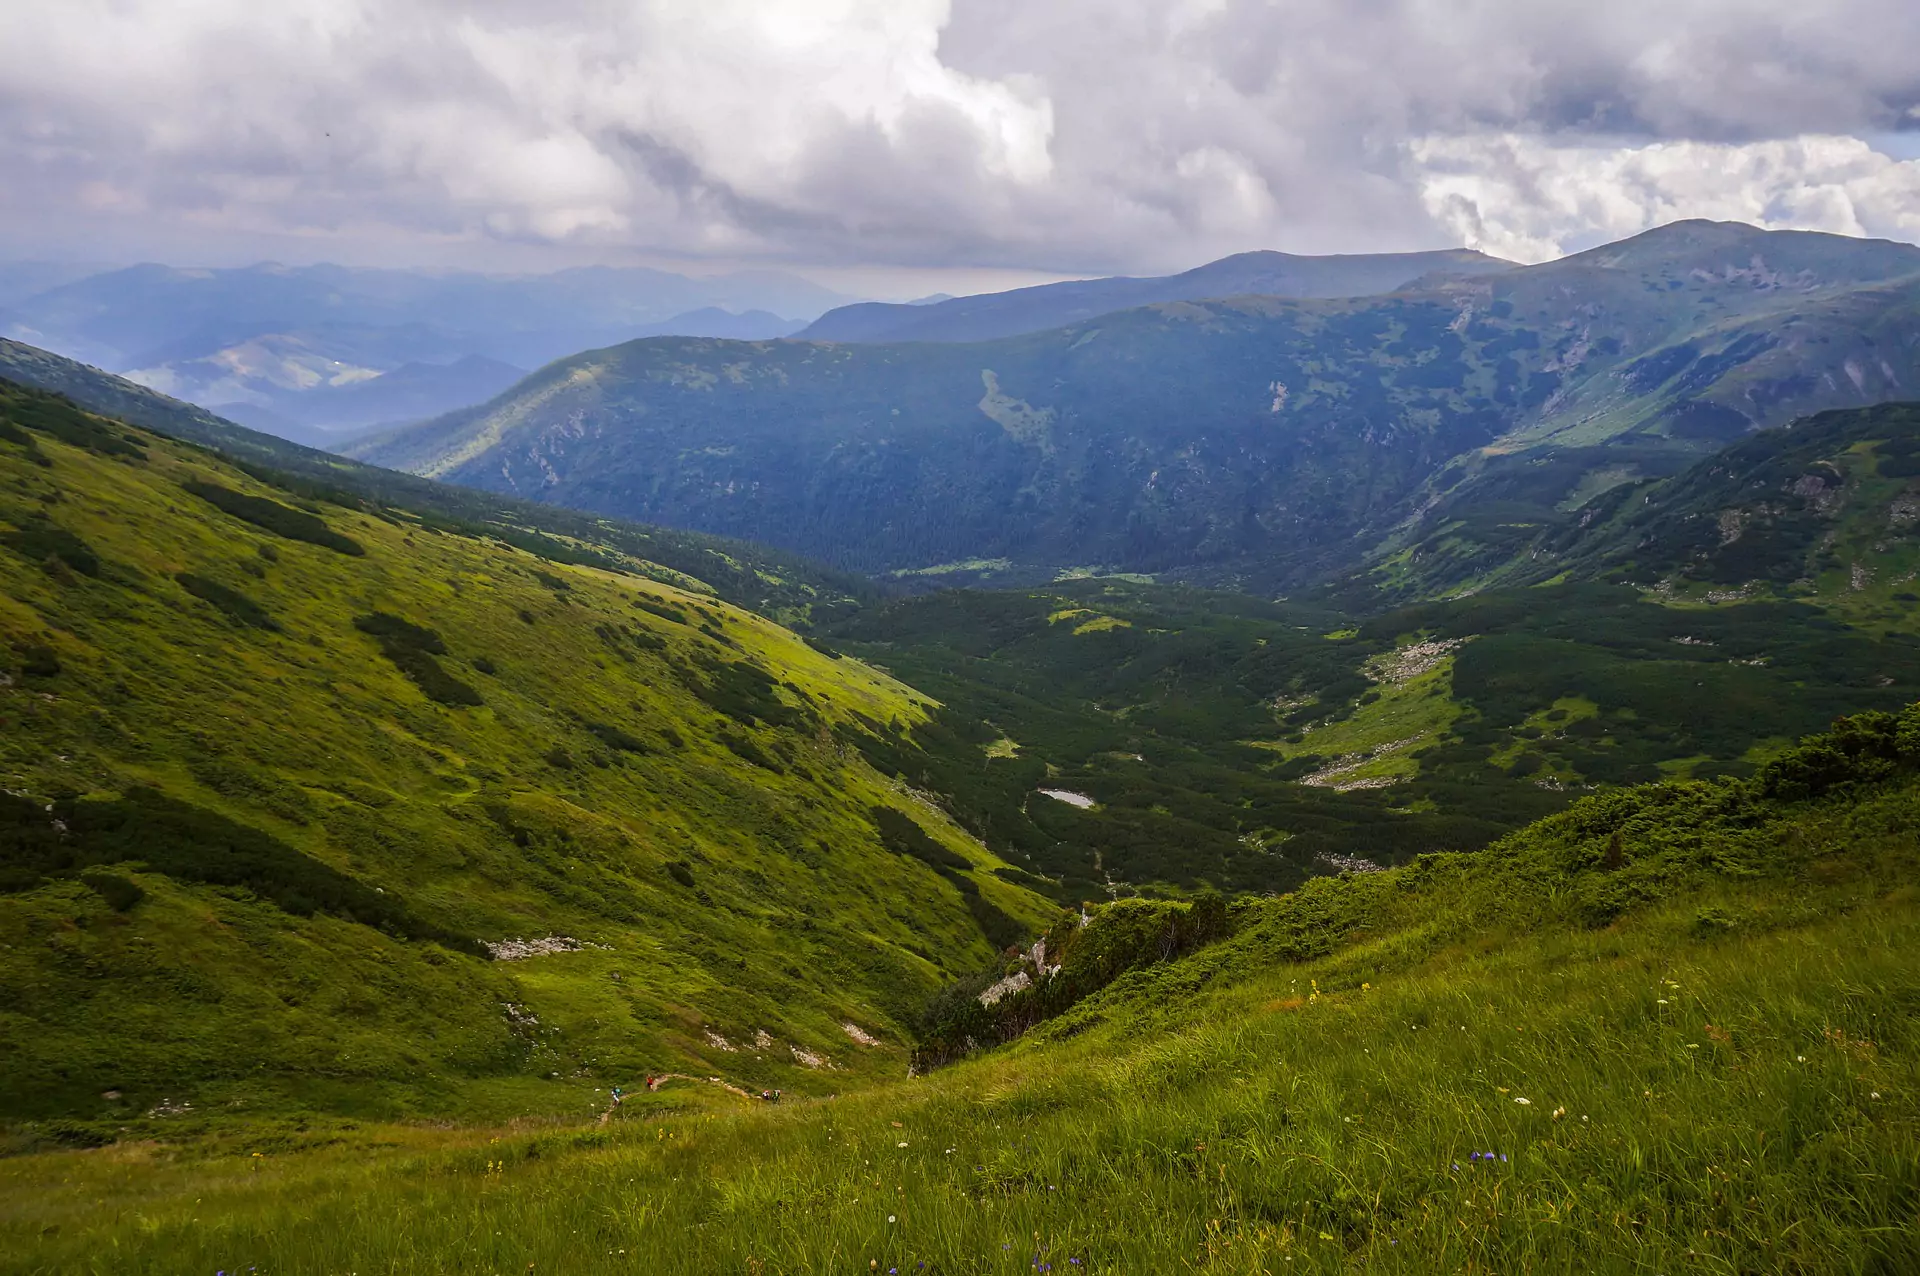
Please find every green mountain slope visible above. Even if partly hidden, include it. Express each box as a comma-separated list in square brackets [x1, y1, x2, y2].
[0, 337, 872, 625]
[0, 380, 1052, 1127]
[349, 222, 1920, 589]
[1366, 400, 1920, 606]
[7, 709, 1915, 1273]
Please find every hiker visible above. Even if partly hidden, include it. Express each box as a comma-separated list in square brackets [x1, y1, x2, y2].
[610, 1086, 624, 1108]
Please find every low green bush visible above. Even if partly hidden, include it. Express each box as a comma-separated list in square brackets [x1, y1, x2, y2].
[182, 480, 364, 555]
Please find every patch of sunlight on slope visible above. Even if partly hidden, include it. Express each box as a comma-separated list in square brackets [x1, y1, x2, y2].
[1251, 644, 1467, 790]
[419, 362, 607, 479]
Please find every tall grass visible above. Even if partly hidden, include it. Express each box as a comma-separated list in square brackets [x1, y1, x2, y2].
[6, 882, 1913, 1274]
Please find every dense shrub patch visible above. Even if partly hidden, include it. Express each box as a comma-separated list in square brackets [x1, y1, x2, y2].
[0, 519, 100, 577]
[871, 805, 1025, 951]
[176, 573, 278, 630]
[182, 480, 365, 556]
[0, 788, 481, 953]
[353, 612, 483, 706]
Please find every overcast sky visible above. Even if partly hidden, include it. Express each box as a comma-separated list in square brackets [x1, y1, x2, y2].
[4, 0, 1919, 291]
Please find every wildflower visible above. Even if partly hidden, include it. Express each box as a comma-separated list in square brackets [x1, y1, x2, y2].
[897, 1141, 909, 1148]
[1551, 1106, 1565, 1120]
[1514, 1097, 1531, 1106]
[888, 1216, 896, 1224]
[1871, 1092, 1881, 1100]
[1797, 1056, 1807, 1063]
[1686, 1043, 1699, 1050]
[1656, 999, 1668, 1005]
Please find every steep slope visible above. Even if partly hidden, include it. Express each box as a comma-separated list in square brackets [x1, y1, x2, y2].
[8, 709, 1915, 1273]
[0, 338, 872, 625]
[798, 247, 1512, 343]
[350, 223, 1920, 588]
[0, 382, 1051, 1124]
[1362, 400, 1920, 606]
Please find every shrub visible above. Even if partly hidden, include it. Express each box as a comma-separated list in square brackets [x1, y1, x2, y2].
[353, 612, 446, 654]
[181, 480, 364, 555]
[721, 731, 781, 771]
[17, 643, 60, 679]
[80, 868, 145, 911]
[176, 574, 278, 630]
[352, 614, 481, 707]
[1, 787, 481, 953]
[1, 521, 100, 577]
[584, 721, 650, 753]
[690, 656, 805, 727]
[633, 597, 689, 625]
[0, 388, 145, 458]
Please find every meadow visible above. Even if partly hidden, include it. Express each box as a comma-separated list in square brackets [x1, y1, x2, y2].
[5, 710, 1917, 1274]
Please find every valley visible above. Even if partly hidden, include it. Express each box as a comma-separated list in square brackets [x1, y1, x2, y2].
[11, 3, 1920, 1269]
[3, 223, 1920, 1276]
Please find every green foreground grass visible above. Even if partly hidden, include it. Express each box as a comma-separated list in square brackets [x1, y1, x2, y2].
[6, 767, 1916, 1274]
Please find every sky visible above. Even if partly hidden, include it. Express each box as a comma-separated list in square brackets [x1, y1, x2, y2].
[3, 0, 1920, 295]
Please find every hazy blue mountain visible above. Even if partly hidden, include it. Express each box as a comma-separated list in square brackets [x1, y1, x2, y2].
[797, 248, 1515, 343]
[0, 260, 116, 309]
[348, 223, 1920, 590]
[627, 308, 806, 340]
[208, 354, 529, 445]
[0, 261, 848, 444]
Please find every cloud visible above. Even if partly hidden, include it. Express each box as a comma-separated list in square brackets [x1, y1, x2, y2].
[2, 0, 1918, 271]
[1410, 134, 1920, 263]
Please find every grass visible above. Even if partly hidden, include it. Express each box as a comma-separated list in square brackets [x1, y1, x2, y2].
[0, 384, 1054, 1128]
[1255, 644, 1466, 792]
[4, 758, 1915, 1273]
[4, 381, 1920, 1271]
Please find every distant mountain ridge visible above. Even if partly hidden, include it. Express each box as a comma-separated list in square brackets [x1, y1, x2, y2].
[350, 222, 1920, 592]
[799, 247, 1515, 343]
[0, 261, 846, 445]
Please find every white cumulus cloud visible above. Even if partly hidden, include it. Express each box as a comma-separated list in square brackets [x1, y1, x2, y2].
[1410, 134, 1920, 263]
[1, 0, 1918, 271]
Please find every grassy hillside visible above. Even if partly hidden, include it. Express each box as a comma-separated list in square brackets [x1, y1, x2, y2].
[5, 708, 1914, 1273]
[0, 380, 1052, 1132]
[1358, 400, 1920, 606]
[0, 338, 873, 625]
[348, 223, 1920, 590]
[820, 577, 1920, 900]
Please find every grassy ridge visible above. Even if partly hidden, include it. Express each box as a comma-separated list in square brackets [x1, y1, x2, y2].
[0, 342, 875, 625]
[3, 711, 1915, 1272]
[0, 381, 1051, 1129]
